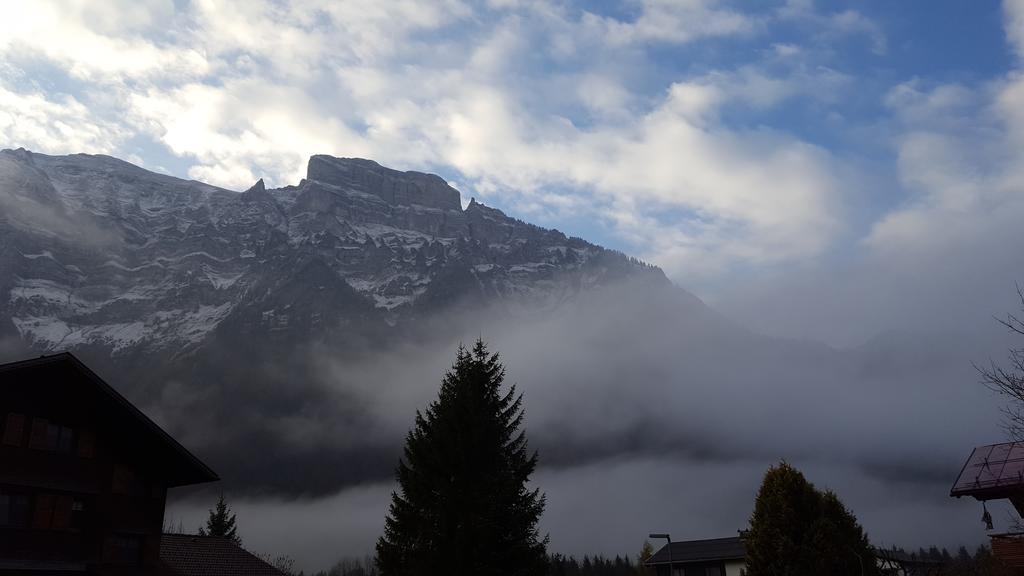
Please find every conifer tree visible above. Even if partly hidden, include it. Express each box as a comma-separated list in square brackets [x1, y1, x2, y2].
[376, 340, 547, 576]
[745, 462, 878, 576]
[198, 493, 241, 545]
[635, 541, 654, 575]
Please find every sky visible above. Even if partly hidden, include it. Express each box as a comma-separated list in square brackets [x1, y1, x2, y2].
[3, 0, 1024, 347]
[5, 0, 1024, 570]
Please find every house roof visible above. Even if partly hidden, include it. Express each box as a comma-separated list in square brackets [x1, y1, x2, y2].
[646, 537, 746, 565]
[0, 352, 218, 487]
[159, 534, 287, 576]
[950, 441, 1024, 500]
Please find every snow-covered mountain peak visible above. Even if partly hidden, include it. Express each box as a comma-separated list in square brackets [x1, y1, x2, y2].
[305, 155, 462, 212]
[0, 149, 666, 355]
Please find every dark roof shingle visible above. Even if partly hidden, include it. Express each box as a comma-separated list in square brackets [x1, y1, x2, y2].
[159, 534, 287, 576]
[647, 537, 746, 565]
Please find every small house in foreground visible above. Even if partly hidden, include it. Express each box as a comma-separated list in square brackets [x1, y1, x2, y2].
[0, 353, 218, 575]
[645, 537, 746, 576]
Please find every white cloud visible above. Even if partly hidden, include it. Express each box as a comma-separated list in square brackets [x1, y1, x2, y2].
[778, 0, 886, 55]
[0, 84, 126, 154]
[830, 10, 887, 55]
[583, 0, 757, 46]
[420, 73, 844, 274]
[128, 80, 370, 189]
[771, 42, 802, 58]
[716, 72, 1024, 347]
[575, 74, 635, 119]
[0, 0, 940, 283]
[1006, 0, 1024, 59]
[0, 0, 207, 81]
[867, 77, 1024, 257]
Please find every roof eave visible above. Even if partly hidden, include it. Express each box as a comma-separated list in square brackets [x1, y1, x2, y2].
[2, 353, 219, 487]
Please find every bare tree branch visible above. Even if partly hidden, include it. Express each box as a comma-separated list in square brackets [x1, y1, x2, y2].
[977, 286, 1024, 441]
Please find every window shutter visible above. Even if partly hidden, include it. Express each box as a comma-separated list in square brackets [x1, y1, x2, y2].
[112, 465, 134, 495]
[2, 413, 25, 446]
[32, 493, 54, 529]
[11, 495, 30, 527]
[58, 426, 74, 453]
[77, 428, 95, 458]
[29, 418, 49, 450]
[51, 495, 73, 530]
[46, 423, 59, 451]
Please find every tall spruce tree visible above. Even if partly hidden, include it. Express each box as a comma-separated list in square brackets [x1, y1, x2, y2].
[376, 340, 548, 576]
[745, 462, 878, 576]
[198, 493, 241, 546]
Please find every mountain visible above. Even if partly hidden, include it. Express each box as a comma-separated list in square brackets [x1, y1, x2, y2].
[0, 149, 664, 356]
[0, 148, 685, 493]
[0, 149, 983, 498]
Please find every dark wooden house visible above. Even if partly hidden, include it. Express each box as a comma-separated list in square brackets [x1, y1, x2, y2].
[0, 353, 218, 575]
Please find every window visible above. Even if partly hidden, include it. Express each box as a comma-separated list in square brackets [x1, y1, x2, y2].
[2, 413, 25, 446]
[28, 418, 48, 450]
[77, 428, 95, 458]
[103, 534, 144, 565]
[682, 565, 725, 576]
[57, 426, 74, 454]
[111, 465, 134, 495]
[32, 493, 54, 529]
[0, 492, 31, 528]
[51, 495, 73, 530]
[150, 480, 165, 500]
[46, 423, 59, 451]
[70, 499, 87, 531]
[26, 418, 76, 454]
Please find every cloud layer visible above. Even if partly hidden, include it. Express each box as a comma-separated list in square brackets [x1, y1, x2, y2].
[6, 1, 1021, 348]
[0, 0, 904, 295]
[148, 276, 1008, 572]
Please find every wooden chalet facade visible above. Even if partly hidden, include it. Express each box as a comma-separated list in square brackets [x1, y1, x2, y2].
[0, 353, 218, 575]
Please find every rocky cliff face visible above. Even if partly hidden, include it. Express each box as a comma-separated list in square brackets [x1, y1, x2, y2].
[0, 149, 665, 356]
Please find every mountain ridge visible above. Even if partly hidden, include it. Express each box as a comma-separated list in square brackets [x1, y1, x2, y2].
[0, 148, 668, 355]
